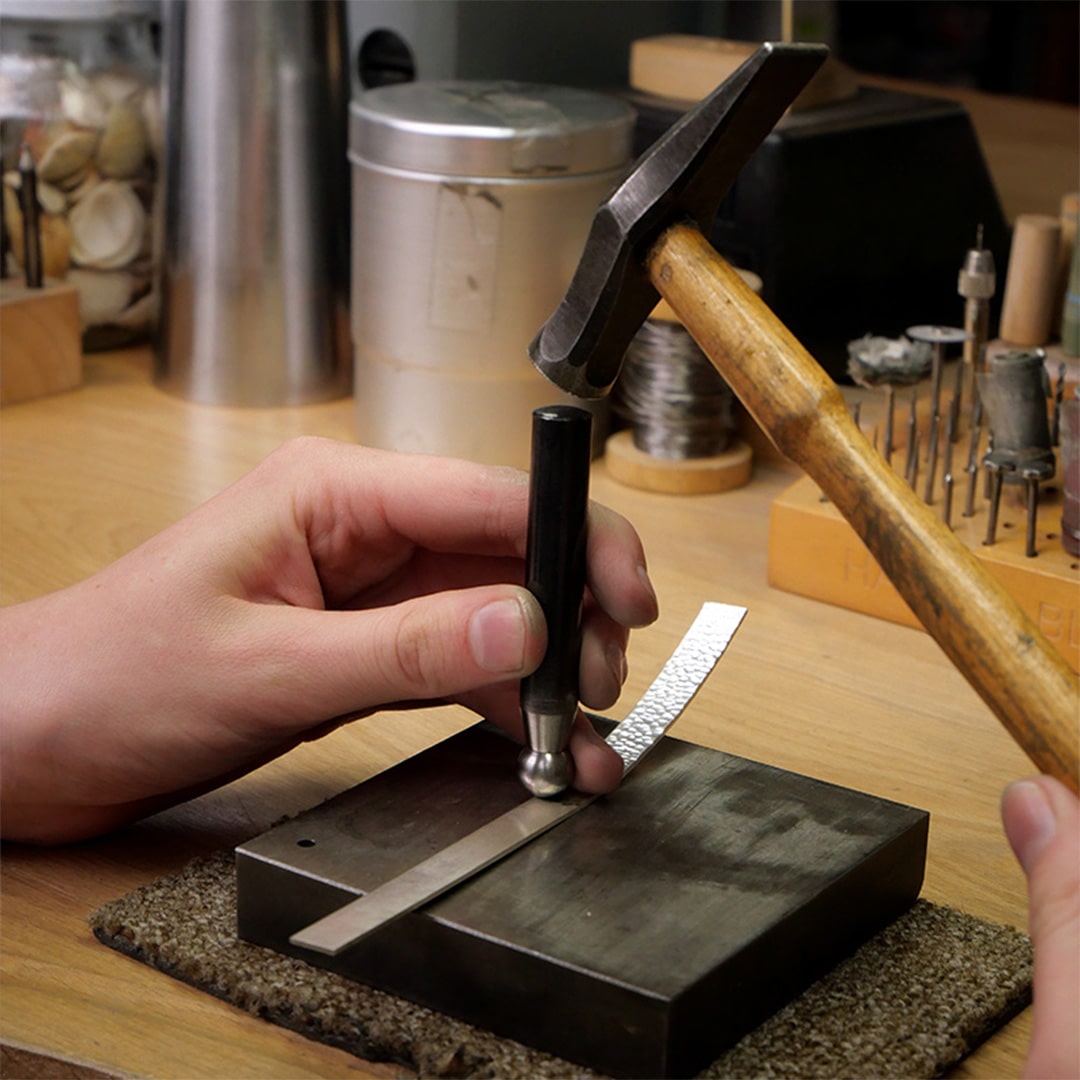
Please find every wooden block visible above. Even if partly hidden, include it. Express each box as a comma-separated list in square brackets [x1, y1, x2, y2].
[769, 471, 1080, 672]
[237, 723, 927, 1078]
[0, 280, 82, 406]
[629, 33, 859, 110]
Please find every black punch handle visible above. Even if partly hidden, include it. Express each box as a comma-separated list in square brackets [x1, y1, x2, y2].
[520, 405, 592, 725]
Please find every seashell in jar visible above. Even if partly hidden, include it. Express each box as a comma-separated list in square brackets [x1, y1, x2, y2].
[40, 215, 73, 278]
[69, 181, 146, 270]
[37, 181, 67, 216]
[38, 130, 99, 186]
[92, 71, 144, 108]
[65, 166, 103, 206]
[59, 74, 110, 130]
[112, 289, 158, 330]
[55, 163, 95, 194]
[65, 268, 135, 327]
[97, 101, 149, 180]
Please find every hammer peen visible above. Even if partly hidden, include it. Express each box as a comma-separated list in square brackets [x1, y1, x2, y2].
[532, 44, 1079, 792]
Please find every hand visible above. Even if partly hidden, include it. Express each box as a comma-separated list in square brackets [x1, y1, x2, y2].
[1001, 776, 1080, 1080]
[0, 438, 658, 844]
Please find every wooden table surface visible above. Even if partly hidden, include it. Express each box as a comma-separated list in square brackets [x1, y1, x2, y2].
[0, 345, 1045, 1078]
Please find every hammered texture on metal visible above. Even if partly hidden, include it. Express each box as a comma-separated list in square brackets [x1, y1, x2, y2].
[607, 602, 747, 772]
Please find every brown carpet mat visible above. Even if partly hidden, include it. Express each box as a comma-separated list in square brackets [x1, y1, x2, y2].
[90, 852, 1032, 1079]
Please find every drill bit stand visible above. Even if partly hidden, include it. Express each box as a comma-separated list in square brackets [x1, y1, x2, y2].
[769, 352, 1079, 673]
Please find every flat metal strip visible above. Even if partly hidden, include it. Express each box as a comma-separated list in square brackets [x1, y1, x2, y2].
[290, 602, 746, 956]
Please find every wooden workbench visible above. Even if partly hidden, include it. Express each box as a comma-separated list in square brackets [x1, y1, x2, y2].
[1, 346, 1040, 1078]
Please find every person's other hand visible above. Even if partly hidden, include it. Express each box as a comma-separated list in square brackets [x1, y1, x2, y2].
[1, 438, 658, 843]
[1001, 775, 1080, 1080]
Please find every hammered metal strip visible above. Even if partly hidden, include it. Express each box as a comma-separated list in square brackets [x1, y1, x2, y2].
[607, 602, 746, 770]
[291, 601, 746, 956]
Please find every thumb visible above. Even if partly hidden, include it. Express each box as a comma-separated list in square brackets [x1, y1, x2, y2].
[256, 585, 547, 722]
[1001, 776, 1080, 1080]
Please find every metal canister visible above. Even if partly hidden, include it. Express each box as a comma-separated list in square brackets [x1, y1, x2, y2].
[349, 81, 634, 468]
[155, 0, 350, 405]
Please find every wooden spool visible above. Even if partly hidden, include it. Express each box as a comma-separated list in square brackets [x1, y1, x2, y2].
[606, 429, 753, 495]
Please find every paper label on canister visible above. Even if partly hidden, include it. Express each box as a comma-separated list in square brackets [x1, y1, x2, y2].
[429, 183, 500, 332]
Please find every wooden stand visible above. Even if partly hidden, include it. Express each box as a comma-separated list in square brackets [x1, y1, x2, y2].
[0, 279, 82, 406]
[769, 452, 1080, 674]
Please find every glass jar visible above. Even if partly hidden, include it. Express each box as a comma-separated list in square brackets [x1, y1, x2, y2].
[0, 0, 161, 348]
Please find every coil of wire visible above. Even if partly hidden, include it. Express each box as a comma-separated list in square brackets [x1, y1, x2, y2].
[613, 317, 736, 460]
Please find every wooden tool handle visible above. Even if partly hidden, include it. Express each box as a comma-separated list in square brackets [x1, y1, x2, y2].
[648, 222, 1079, 792]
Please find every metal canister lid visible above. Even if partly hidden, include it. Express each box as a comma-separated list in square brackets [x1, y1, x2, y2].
[349, 81, 635, 178]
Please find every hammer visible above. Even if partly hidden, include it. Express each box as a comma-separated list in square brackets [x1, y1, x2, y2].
[532, 43, 1079, 793]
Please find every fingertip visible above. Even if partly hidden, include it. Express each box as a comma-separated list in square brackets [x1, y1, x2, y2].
[587, 504, 659, 629]
[1002, 778, 1058, 877]
[633, 562, 660, 627]
[578, 632, 628, 711]
[467, 588, 545, 676]
[568, 714, 624, 795]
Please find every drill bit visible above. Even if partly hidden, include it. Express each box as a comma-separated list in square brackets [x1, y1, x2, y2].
[948, 355, 964, 442]
[929, 344, 945, 435]
[962, 415, 982, 518]
[906, 433, 921, 490]
[942, 410, 957, 528]
[924, 412, 940, 505]
[906, 326, 971, 459]
[1022, 466, 1041, 558]
[958, 224, 996, 408]
[903, 388, 918, 483]
[983, 459, 1014, 547]
[883, 384, 895, 465]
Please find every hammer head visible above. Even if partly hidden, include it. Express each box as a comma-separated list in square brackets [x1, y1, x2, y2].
[530, 42, 827, 399]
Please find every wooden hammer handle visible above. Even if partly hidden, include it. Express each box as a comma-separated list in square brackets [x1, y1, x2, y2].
[648, 222, 1079, 792]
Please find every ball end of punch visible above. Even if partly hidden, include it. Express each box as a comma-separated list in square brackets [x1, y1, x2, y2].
[517, 749, 574, 798]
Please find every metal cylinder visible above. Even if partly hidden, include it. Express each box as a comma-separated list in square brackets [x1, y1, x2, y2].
[155, 0, 351, 405]
[979, 350, 1054, 472]
[349, 82, 633, 468]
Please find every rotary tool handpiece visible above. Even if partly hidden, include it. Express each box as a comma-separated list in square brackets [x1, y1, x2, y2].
[518, 405, 593, 798]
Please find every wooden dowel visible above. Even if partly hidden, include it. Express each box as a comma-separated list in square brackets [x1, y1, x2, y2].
[647, 221, 1079, 791]
[1000, 213, 1062, 347]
